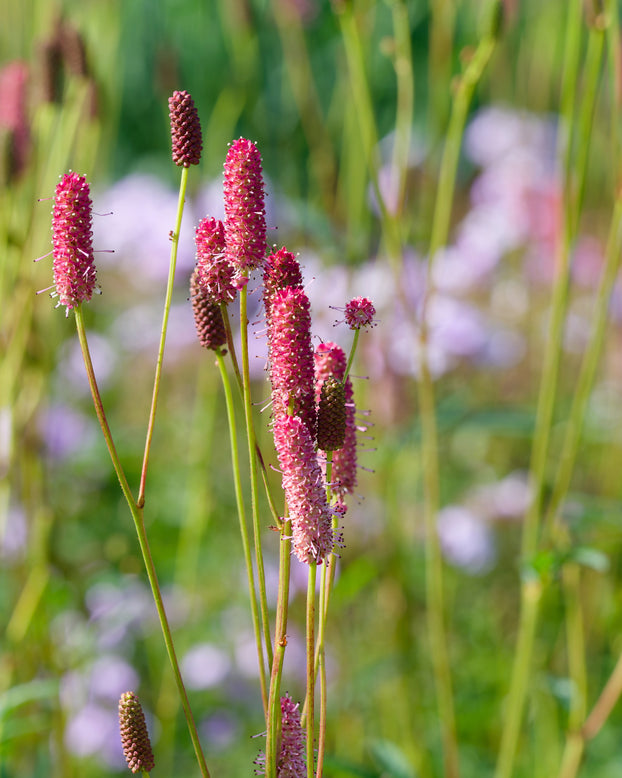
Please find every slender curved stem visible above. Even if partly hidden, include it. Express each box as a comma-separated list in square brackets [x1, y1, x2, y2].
[74, 305, 211, 778]
[138, 166, 189, 506]
[216, 347, 269, 717]
[305, 562, 317, 778]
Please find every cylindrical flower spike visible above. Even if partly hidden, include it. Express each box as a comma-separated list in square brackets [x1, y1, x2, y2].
[168, 89, 202, 167]
[51, 171, 96, 311]
[317, 375, 346, 452]
[263, 246, 303, 324]
[195, 216, 236, 304]
[255, 693, 307, 777]
[268, 286, 316, 437]
[118, 691, 155, 774]
[223, 138, 267, 279]
[315, 342, 357, 495]
[273, 414, 333, 564]
[190, 267, 228, 351]
[344, 296, 376, 330]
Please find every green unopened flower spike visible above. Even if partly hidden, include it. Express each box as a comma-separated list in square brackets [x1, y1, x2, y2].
[118, 691, 155, 774]
[317, 375, 346, 452]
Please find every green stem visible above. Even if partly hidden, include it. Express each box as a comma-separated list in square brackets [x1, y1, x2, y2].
[138, 166, 189, 506]
[265, 521, 293, 778]
[305, 563, 317, 778]
[74, 306, 211, 778]
[216, 347, 269, 717]
[240, 284, 274, 676]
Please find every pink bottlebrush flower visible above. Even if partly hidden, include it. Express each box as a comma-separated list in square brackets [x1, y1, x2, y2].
[118, 691, 155, 774]
[51, 171, 97, 311]
[268, 286, 316, 437]
[195, 216, 236, 303]
[190, 267, 228, 350]
[273, 414, 333, 564]
[314, 342, 357, 495]
[168, 90, 202, 167]
[223, 138, 267, 278]
[254, 693, 307, 777]
[263, 246, 303, 323]
[344, 296, 376, 330]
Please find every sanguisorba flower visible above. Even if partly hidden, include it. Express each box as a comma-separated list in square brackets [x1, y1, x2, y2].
[52, 171, 96, 311]
[315, 342, 357, 495]
[223, 138, 267, 279]
[273, 413, 333, 564]
[168, 89, 202, 167]
[118, 691, 155, 774]
[255, 693, 306, 777]
[316, 375, 346, 452]
[344, 296, 376, 330]
[263, 246, 303, 324]
[195, 216, 236, 304]
[268, 286, 316, 438]
[190, 267, 228, 351]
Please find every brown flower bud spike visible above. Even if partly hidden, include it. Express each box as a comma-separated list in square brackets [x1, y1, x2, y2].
[119, 691, 155, 775]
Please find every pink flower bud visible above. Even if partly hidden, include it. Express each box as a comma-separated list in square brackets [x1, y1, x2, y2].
[273, 414, 333, 564]
[268, 286, 316, 437]
[195, 216, 236, 303]
[168, 90, 202, 167]
[223, 138, 267, 276]
[254, 693, 306, 777]
[344, 296, 376, 330]
[51, 171, 97, 310]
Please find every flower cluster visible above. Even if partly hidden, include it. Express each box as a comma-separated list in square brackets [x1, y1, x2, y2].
[51, 171, 97, 311]
[255, 693, 306, 777]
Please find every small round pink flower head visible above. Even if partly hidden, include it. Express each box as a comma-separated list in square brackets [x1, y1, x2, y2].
[118, 691, 155, 774]
[168, 89, 202, 167]
[344, 296, 376, 330]
[223, 138, 267, 276]
[195, 216, 236, 304]
[52, 171, 96, 310]
[314, 342, 357, 495]
[263, 246, 303, 323]
[254, 693, 306, 777]
[273, 414, 333, 564]
[268, 286, 316, 437]
[190, 266, 228, 351]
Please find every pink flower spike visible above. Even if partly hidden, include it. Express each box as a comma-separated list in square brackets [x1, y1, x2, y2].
[263, 246, 303, 323]
[223, 138, 267, 276]
[344, 296, 376, 330]
[195, 216, 236, 303]
[268, 286, 316, 437]
[51, 171, 96, 311]
[273, 414, 333, 565]
[254, 693, 306, 777]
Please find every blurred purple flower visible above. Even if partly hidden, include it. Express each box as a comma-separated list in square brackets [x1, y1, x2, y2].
[65, 702, 118, 757]
[39, 403, 96, 460]
[437, 505, 495, 574]
[0, 503, 27, 560]
[182, 643, 231, 690]
[86, 578, 152, 649]
[201, 710, 239, 750]
[58, 332, 117, 396]
[89, 655, 139, 703]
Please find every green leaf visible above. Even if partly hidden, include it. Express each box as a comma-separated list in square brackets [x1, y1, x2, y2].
[370, 740, 418, 778]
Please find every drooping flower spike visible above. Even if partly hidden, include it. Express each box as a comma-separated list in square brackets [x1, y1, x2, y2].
[273, 413, 333, 564]
[223, 138, 267, 281]
[51, 171, 97, 311]
[195, 216, 236, 304]
[168, 89, 202, 167]
[118, 691, 155, 775]
[190, 267, 228, 351]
